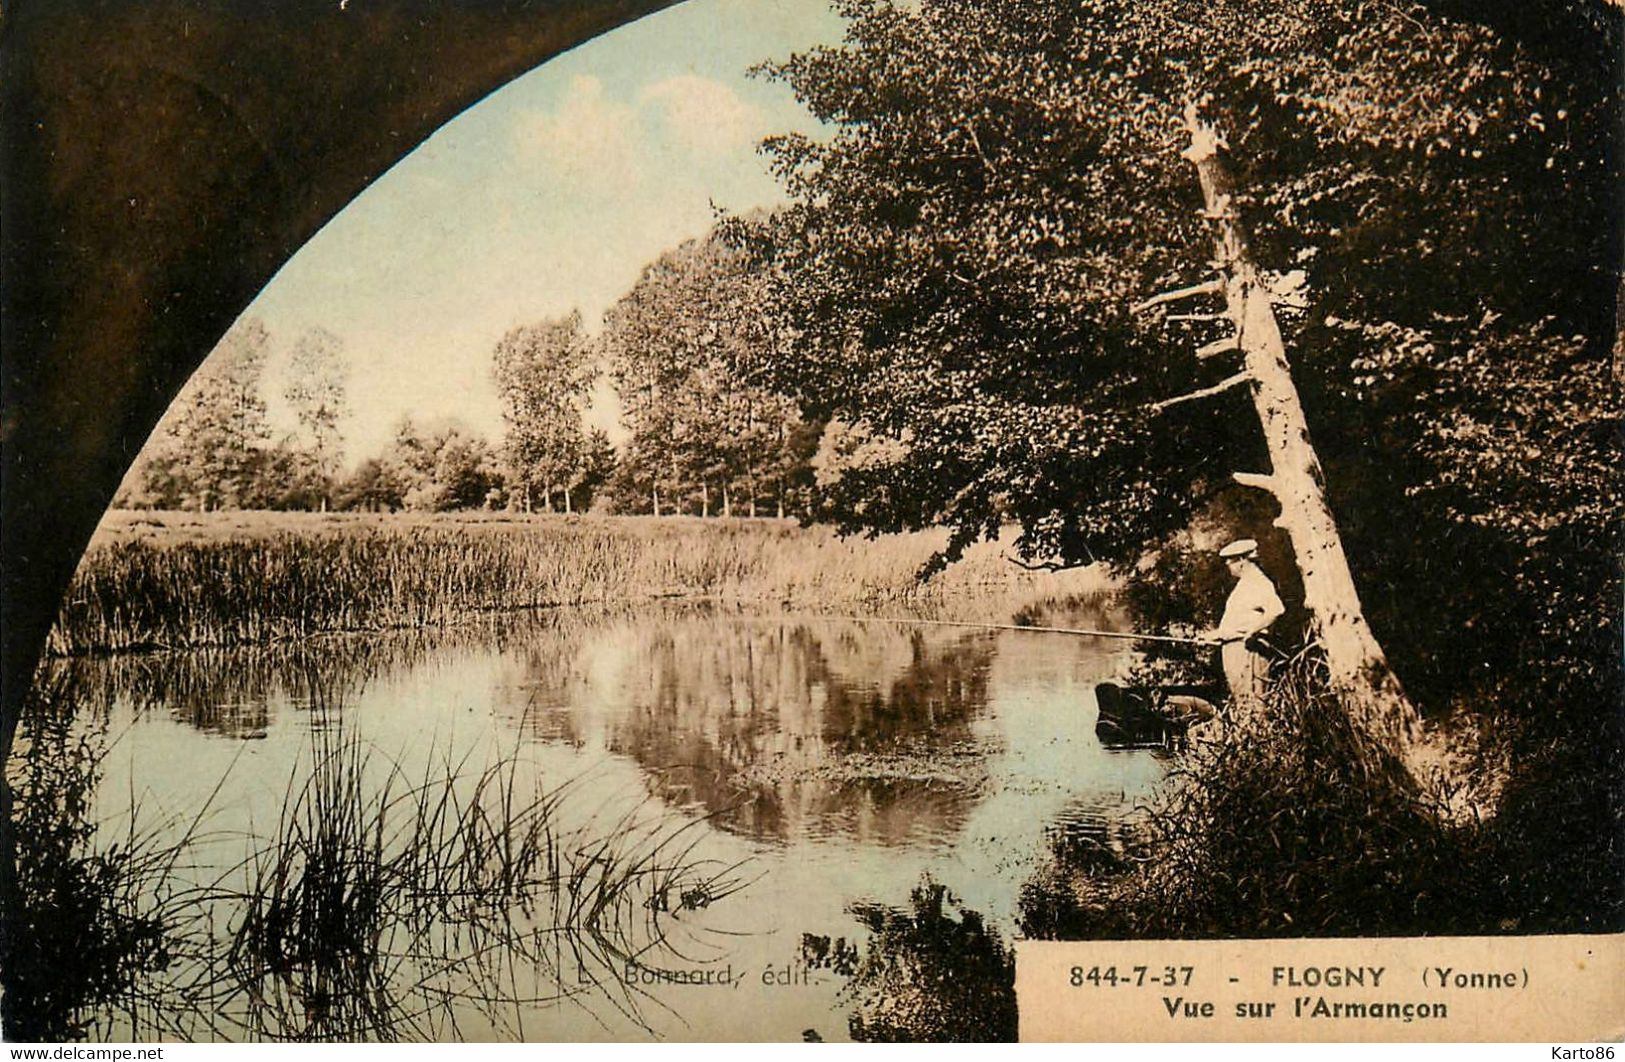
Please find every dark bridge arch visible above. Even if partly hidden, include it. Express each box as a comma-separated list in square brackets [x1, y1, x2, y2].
[0, 0, 683, 745]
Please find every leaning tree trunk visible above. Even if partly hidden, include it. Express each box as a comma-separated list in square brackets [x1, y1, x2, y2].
[1182, 108, 1422, 755]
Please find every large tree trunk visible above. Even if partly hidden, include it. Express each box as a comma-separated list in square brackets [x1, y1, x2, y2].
[1183, 109, 1422, 755]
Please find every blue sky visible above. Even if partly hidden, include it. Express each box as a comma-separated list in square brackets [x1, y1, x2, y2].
[243, 0, 844, 461]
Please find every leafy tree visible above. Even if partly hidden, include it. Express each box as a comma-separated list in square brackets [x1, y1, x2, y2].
[568, 428, 619, 513]
[333, 458, 405, 512]
[492, 313, 597, 513]
[384, 416, 501, 512]
[254, 442, 343, 511]
[742, 0, 1619, 757]
[772, 417, 825, 519]
[605, 438, 658, 516]
[604, 229, 813, 517]
[281, 327, 350, 510]
[112, 447, 186, 510]
[117, 319, 357, 513]
[133, 317, 275, 510]
[603, 237, 718, 516]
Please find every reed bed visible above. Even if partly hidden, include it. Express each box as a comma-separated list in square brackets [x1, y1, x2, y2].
[6, 678, 755, 1042]
[51, 511, 1111, 656]
[207, 724, 752, 1041]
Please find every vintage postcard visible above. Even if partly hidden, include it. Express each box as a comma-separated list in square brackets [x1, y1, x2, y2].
[1, 0, 1620, 1045]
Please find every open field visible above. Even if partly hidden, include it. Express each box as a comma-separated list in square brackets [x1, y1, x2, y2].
[50, 510, 1113, 656]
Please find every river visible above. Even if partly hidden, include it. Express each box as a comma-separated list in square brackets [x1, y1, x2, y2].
[35, 605, 1171, 1041]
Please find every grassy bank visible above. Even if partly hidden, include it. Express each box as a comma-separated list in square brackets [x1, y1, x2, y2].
[1019, 653, 1625, 939]
[51, 510, 1110, 656]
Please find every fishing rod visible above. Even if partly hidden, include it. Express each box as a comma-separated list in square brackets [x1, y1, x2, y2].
[830, 614, 1217, 647]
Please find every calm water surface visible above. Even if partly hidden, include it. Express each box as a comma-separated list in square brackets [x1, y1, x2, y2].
[52, 607, 1169, 1041]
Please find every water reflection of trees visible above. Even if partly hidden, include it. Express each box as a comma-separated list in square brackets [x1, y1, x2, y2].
[40, 612, 609, 740]
[801, 879, 1017, 1043]
[532, 618, 999, 843]
[51, 611, 1008, 845]
[46, 639, 415, 739]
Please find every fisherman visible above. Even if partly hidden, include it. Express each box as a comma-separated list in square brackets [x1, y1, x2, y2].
[1213, 538, 1284, 713]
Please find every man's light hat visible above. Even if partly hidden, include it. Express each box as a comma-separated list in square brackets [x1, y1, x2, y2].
[1219, 538, 1258, 559]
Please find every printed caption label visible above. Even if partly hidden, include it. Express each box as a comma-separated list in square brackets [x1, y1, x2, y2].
[1016, 933, 1625, 1042]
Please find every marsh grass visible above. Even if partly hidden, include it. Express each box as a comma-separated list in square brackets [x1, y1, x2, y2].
[4, 679, 755, 1042]
[202, 717, 757, 1041]
[222, 754, 751, 1037]
[1, 676, 236, 1040]
[51, 512, 1111, 656]
[1020, 649, 1494, 940]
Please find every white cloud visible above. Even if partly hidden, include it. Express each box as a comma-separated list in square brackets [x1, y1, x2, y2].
[639, 75, 770, 155]
[511, 75, 641, 189]
[248, 15, 826, 467]
[511, 74, 774, 197]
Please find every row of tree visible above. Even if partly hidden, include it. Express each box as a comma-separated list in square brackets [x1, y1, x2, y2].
[118, 261, 827, 518]
[486, 233, 827, 519]
[115, 318, 606, 516]
[600, 232, 818, 518]
[118, 320, 350, 512]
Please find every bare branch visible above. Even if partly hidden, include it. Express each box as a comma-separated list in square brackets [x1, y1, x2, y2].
[1003, 551, 1092, 573]
[1196, 335, 1240, 360]
[1148, 370, 1252, 413]
[1232, 471, 1279, 494]
[1129, 279, 1223, 314]
[964, 123, 996, 176]
[1165, 312, 1227, 324]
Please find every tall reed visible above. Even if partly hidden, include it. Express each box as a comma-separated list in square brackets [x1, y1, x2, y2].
[212, 721, 754, 1041]
[5, 677, 754, 1041]
[52, 512, 1111, 656]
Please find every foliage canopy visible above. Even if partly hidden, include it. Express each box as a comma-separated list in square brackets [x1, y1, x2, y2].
[741, 0, 1619, 709]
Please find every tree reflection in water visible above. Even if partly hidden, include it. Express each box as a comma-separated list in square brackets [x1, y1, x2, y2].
[802, 879, 1017, 1043]
[531, 617, 1000, 843]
